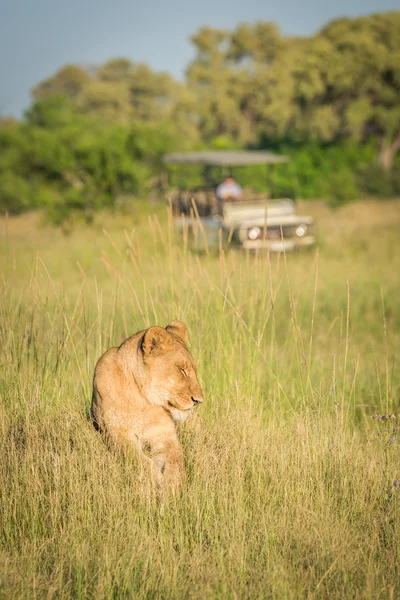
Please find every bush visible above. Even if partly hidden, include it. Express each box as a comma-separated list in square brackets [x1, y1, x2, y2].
[0, 172, 33, 214]
[358, 164, 400, 198]
[1, 97, 399, 224]
[0, 100, 179, 226]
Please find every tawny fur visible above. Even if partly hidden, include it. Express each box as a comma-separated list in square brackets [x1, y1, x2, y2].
[91, 320, 203, 491]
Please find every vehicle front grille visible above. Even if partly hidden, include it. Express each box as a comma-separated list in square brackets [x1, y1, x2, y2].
[248, 225, 299, 240]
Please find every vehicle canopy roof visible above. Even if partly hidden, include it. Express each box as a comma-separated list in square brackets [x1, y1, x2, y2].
[163, 150, 289, 166]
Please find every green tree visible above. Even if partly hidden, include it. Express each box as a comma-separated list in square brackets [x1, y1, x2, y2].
[31, 59, 199, 144]
[293, 12, 400, 170]
[187, 14, 400, 170]
[187, 23, 296, 144]
[186, 27, 245, 141]
[32, 65, 90, 101]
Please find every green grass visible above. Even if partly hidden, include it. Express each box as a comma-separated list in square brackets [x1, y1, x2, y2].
[0, 200, 399, 599]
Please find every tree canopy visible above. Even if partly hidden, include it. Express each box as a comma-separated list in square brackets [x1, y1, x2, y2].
[27, 11, 400, 168]
[186, 12, 400, 169]
[1, 10, 400, 223]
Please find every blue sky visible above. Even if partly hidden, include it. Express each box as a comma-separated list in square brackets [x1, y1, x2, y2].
[1, 0, 400, 117]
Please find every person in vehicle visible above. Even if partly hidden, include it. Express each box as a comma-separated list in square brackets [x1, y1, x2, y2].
[216, 175, 243, 214]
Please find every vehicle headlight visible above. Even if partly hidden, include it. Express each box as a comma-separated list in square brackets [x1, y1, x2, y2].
[248, 226, 261, 240]
[296, 225, 307, 237]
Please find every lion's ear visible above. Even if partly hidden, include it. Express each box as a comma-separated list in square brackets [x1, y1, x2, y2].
[141, 326, 171, 356]
[166, 320, 188, 344]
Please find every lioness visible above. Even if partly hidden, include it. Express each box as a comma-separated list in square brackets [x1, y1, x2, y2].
[91, 320, 203, 491]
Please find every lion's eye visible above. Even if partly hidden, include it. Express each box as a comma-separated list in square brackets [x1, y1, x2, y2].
[179, 367, 188, 377]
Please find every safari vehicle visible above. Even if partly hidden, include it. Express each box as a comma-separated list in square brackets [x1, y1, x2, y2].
[163, 150, 316, 251]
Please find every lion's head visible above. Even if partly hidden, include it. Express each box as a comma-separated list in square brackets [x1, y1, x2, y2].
[139, 320, 203, 422]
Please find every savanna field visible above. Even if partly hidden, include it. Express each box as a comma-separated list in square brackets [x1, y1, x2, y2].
[0, 199, 399, 599]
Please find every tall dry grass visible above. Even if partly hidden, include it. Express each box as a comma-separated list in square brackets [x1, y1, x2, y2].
[0, 200, 399, 599]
